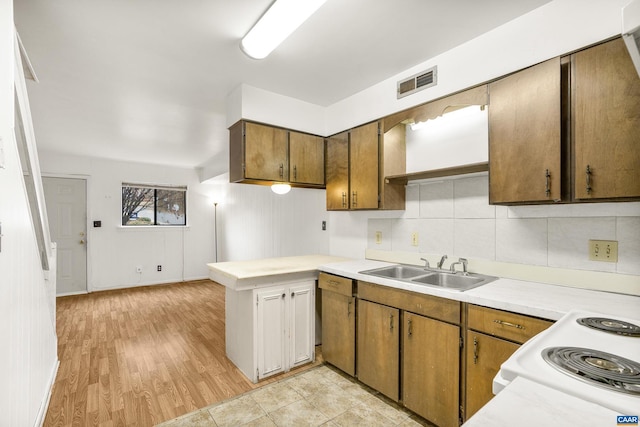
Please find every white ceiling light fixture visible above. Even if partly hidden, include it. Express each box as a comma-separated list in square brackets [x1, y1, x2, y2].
[241, 0, 327, 59]
[271, 183, 291, 195]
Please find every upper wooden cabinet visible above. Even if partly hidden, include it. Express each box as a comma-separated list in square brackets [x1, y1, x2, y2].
[349, 122, 380, 209]
[326, 121, 405, 211]
[229, 121, 325, 188]
[289, 131, 325, 186]
[489, 57, 563, 204]
[489, 37, 640, 205]
[573, 38, 640, 200]
[326, 131, 350, 210]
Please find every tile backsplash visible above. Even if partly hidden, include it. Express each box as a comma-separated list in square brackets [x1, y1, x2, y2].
[368, 175, 640, 276]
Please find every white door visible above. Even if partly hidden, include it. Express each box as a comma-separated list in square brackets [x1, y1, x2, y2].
[43, 177, 87, 295]
[256, 287, 286, 380]
[289, 282, 315, 368]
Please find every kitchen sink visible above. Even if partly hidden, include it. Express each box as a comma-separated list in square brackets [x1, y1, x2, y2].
[359, 264, 497, 291]
[359, 265, 429, 280]
[411, 272, 487, 290]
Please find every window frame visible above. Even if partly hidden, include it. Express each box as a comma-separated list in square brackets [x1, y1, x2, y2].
[121, 183, 188, 227]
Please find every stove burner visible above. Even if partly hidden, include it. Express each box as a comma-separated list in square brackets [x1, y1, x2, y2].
[542, 347, 640, 395]
[577, 317, 640, 337]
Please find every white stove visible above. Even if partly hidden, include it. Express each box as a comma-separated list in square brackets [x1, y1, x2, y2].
[494, 310, 640, 414]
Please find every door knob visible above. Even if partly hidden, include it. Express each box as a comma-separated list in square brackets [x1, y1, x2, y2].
[80, 239, 85, 244]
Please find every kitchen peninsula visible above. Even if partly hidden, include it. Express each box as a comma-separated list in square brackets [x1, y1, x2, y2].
[207, 255, 348, 383]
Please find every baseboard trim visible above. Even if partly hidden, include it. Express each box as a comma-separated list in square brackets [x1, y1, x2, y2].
[56, 290, 88, 297]
[87, 277, 211, 293]
[35, 358, 59, 427]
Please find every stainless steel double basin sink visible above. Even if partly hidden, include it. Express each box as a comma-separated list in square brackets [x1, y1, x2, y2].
[359, 264, 497, 291]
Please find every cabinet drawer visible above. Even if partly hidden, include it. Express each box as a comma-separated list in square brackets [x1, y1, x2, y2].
[467, 305, 552, 344]
[357, 281, 460, 325]
[319, 273, 354, 297]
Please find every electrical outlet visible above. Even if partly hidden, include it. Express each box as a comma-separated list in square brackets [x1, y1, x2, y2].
[157, 265, 162, 272]
[375, 231, 382, 244]
[136, 265, 143, 273]
[411, 232, 419, 247]
[588, 240, 618, 262]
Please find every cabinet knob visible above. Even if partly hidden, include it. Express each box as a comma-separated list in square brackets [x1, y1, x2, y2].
[352, 191, 358, 208]
[586, 165, 592, 194]
[279, 163, 284, 178]
[281, 293, 285, 299]
[293, 165, 297, 181]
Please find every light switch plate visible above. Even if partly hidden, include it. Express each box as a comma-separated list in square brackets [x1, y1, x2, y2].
[588, 239, 618, 262]
[375, 231, 382, 244]
[411, 232, 419, 246]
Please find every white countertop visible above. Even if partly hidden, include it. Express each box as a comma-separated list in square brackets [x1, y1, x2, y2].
[462, 377, 619, 427]
[319, 259, 640, 321]
[207, 255, 349, 290]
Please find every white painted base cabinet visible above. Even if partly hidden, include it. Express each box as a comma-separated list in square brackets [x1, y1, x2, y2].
[226, 280, 315, 383]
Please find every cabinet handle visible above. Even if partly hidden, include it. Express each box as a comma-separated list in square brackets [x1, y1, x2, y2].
[293, 165, 297, 181]
[279, 163, 284, 178]
[585, 165, 592, 194]
[407, 318, 413, 337]
[341, 192, 347, 208]
[493, 319, 525, 330]
[389, 313, 394, 331]
[281, 293, 285, 299]
[352, 191, 357, 208]
[545, 169, 551, 197]
[347, 301, 352, 318]
[473, 337, 478, 364]
[291, 292, 294, 298]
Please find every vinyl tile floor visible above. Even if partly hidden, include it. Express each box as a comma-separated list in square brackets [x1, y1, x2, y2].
[156, 364, 435, 427]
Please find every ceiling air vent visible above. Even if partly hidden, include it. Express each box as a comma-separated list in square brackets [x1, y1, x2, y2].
[397, 66, 437, 99]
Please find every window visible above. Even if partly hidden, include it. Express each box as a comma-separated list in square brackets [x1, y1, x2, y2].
[122, 183, 187, 226]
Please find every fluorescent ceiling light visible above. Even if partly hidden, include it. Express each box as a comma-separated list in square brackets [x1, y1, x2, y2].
[241, 0, 327, 59]
[271, 183, 291, 194]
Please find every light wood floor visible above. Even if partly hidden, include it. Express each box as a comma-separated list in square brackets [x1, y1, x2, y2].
[45, 280, 322, 427]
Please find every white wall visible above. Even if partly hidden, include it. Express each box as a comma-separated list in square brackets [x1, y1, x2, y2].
[0, 4, 59, 425]
[215, 181, 330, 262]
[40, 152, 218, 290]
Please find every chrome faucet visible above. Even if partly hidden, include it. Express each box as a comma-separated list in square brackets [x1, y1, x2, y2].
[450, 258, 468, 274]
[437, 255, 448, 269]
[420, 257, 430, 269]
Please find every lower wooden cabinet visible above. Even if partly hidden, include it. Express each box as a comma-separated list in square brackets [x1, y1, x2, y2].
[403, 312, 460, 427]
[464, 304, 553, 421]
[319, 273, 356, 376]
[357, 299, 400, 401]
[464, 330, 519, 419]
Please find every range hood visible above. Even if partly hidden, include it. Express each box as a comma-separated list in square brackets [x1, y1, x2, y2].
[623, 0, 640, 77]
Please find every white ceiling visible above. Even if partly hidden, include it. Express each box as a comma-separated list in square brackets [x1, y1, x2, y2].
[14, 0, 549, 170]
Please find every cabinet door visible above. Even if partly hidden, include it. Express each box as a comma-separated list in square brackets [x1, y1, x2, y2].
[244, 122, 288, 182]
[289, 283, 315, 368]
[357, 299, 399, 401]
[403, 312, 460, 427]
[321, 290, 355, 376]
[465, 331, 519, 420]
[489, 58, 562, 204]
[290, 132, 324, 185]
[573, 38, 640, 200]
[350, 122, 379, 209]
[256, 287, 286, 380]
[326, 131, 349, 210]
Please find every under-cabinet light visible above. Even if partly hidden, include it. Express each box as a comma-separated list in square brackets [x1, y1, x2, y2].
[271, 183, 291, 195]
[241, 0, 327, 59]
